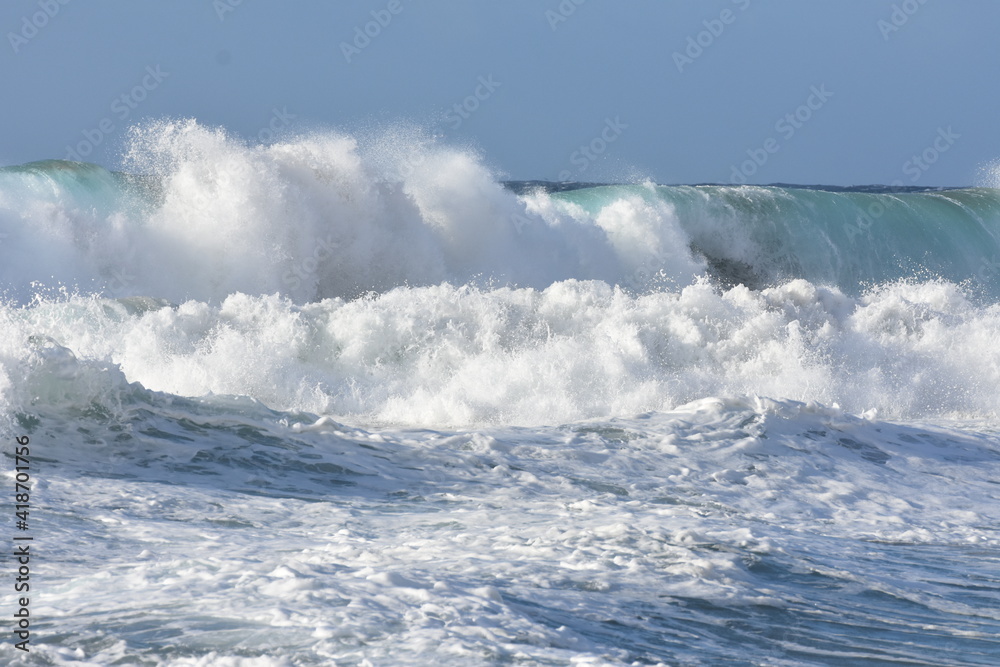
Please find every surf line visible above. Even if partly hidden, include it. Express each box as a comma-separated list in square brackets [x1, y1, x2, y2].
[729, 84, 833, 185]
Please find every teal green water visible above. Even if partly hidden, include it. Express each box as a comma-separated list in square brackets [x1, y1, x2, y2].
[3, 159, 1000, 300]
[557, 183, 1000, 295]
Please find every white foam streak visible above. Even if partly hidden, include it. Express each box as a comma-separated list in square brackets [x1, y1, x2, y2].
[3, 278, 999, 427]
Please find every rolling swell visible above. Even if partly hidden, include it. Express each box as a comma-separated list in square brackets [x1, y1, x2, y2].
[550, 183, 1000, 296]
[1, 121, 999, 305]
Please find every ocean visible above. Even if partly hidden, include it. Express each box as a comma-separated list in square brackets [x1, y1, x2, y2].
[1, 120, 999, 665]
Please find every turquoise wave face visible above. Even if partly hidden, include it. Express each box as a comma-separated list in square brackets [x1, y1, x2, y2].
[0, 159, 151, 206]
[1, 133, 1000, 304]
[554, 184, 1000, 298]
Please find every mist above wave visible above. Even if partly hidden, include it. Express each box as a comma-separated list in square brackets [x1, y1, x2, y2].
[0, 120, 703, 304]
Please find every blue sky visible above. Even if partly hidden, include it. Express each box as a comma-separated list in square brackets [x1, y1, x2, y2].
[2, 0, 997, 186]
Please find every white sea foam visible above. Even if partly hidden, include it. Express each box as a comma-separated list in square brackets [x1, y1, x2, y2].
[3, 392, 998, 665]
[4, 121, 1000, 306]
[2, 277, 999, 428]
[2, 122, 1000, 665]
[0, 121, 704, 305]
